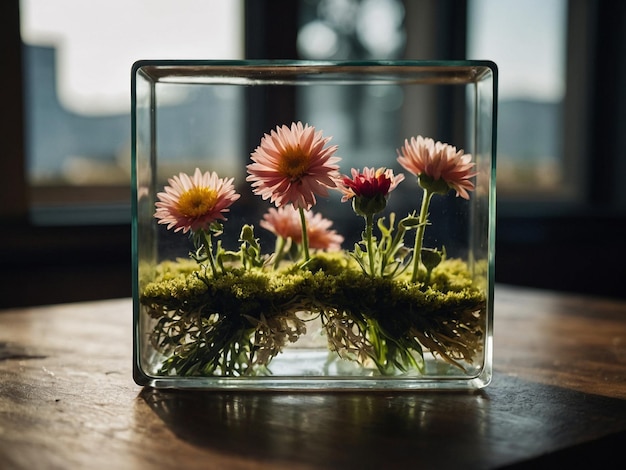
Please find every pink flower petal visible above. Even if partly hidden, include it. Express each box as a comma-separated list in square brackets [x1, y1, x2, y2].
[246, 121, 341, 210]
[397, 136, 477, 199]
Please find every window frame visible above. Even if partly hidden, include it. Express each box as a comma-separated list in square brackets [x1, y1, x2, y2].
[1, 0, 28, 222]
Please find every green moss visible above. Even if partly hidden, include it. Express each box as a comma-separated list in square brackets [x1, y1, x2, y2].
[140, 251, 487, 376]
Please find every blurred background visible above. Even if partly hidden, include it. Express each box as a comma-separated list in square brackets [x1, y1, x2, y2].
[1, 0, 625, 308]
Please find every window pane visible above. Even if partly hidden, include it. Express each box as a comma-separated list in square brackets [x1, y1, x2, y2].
[20, 0, 243, 205]
[297, 0, 407, 175]
[467, 0, 568, 197]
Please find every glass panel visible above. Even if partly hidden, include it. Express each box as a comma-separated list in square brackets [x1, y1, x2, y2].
[132, 61, 496, 390]
[467, 0, 567, 197]
[20, 0, 244, 206]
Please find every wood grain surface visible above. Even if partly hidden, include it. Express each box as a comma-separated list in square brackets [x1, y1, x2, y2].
[1, 285, 625, 469]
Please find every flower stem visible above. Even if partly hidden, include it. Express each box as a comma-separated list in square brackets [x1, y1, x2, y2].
[298, 207, 310, 262]
[365, 213, 375, 276]
[203, 230, 219, 277]
[272, 236, 287, 269]
[383, 221, 407, 278]
[411, 189, 434, 283]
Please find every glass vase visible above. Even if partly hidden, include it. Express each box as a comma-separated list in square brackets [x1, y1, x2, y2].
[132, 60, 497, 390]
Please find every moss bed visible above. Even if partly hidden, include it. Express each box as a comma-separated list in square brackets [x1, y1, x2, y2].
[140, 252, 487, 377]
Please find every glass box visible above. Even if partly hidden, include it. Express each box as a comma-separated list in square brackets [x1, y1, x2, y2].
[132, 60, 497, 390]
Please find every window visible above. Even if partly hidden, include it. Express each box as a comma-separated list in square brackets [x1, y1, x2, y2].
[467, 0, 569, 200]
[4, 0, 626, 306]
[20, 0, 244, 222]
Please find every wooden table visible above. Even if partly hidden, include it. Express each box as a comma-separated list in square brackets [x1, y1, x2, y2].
[1, 285, 625, 469]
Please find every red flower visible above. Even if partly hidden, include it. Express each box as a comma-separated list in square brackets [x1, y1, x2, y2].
[339, 167, 404, 202]
[338, 167, 404, 216]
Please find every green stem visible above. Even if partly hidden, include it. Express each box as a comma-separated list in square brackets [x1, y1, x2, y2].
[272, 236, 287, 270]
[298, 207, 310, 262]
[203, 230, 219, 277]
[365, 213, 375, 276]
[383, 223, 407, 278]
[411, 189, 434, 283]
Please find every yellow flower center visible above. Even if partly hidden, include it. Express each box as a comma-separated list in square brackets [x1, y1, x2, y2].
[177, 187, 218, 218]
[278, 146, 309, 181]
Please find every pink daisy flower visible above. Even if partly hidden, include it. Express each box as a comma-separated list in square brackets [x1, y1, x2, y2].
[246, 121, 341, 210]
[154, 168, 240, 234]
[338, 167, 404, 202]
[397, 136, 477, 199]
[260, 206, 343, 251]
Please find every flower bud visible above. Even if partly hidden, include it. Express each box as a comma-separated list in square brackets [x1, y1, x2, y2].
[421, 247, 443, 271]
[240, 224, 255, 243]
[352, 193, 388, 216]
